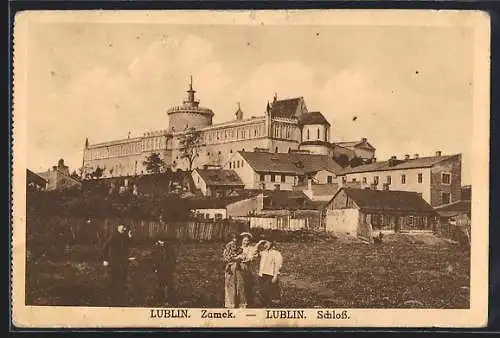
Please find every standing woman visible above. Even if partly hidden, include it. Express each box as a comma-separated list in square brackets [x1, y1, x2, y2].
[238, 232, 259, 308]
[222, 232, 242, 308]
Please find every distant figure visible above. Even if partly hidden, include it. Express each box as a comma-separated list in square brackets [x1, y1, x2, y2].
[373, 231, 384, 245]
[152, 239, 178, 306]
[132, 184, 139, 196]
[101, 224, 133, 306]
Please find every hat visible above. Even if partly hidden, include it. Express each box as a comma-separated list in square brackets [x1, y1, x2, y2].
[240, 232, 253, 239]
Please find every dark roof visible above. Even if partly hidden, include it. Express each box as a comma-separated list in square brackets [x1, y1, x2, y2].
[270, 97, 304, 118]
[263, 190, 317, 210]
[239, 151, 344, 175]
[334, 188, 436, 214]
[299, 111, 330, 126]
[27, 169, 47, 186]
[187, 191, 260, 209]
[434, 200, 471, 217]
[345, 154, 460, 174]
[195, 169, 244, 186]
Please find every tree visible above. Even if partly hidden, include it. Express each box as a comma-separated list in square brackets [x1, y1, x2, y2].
[335, 154, 350, 168]
[143, 152, 165, 175]
[349, 156, 364, 168]
[178, 127, 202, 171]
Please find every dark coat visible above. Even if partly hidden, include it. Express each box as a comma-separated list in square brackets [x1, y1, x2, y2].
[152, 243, 176, 276]
[101, 231, 131, 265]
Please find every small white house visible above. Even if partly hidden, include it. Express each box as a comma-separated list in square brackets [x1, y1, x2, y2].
[191, 168, 244, 197]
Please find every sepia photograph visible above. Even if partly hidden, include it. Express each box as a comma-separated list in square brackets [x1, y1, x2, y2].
[11, 9, 489, 328]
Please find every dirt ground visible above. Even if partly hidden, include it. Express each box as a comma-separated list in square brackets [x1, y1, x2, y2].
[26, 233, 470, 308]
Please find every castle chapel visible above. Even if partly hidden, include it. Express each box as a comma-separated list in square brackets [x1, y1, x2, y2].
[82, 78, 375, 178]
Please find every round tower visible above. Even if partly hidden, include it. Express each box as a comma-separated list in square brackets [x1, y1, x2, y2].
[167, 77, 214, 131]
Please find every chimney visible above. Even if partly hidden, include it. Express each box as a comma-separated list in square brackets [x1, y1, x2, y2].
[404, 154, 410, 160]
[414, 153, 419, 159]
[435, 151, 442, 157]
[391, 155, 397, 160]
[361, 137, 367, 142]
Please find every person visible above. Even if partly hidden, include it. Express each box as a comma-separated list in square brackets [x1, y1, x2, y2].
[237, 232, 260, 308]
[222, 232, 242, 308]
[257, 238, 283, 308]
[152, 239, 178, 306]
[101, 224, 133, 306]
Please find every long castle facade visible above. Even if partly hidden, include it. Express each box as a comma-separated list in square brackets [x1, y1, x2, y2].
[82, 78, 375, 178]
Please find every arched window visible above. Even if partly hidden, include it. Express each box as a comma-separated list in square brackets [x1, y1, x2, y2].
[229, 162, 232, 169]
[307, 129, 310, 140]
[275, 147, 278, 153]
[317, 128, 320, 139]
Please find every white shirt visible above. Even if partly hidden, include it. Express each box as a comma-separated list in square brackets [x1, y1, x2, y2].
[258, 249, 283, 277]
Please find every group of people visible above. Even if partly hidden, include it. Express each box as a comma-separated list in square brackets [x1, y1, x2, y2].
[223, 232, 283, 308]
[101, 224, 177, 306]
[100, 224, 283, 308]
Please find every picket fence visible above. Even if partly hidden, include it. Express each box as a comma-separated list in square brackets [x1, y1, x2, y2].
[243, 216, 306, 231]
[27, 216, 250, 245]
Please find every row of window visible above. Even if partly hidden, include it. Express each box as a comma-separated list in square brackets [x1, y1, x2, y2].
[260, 174, 287, 183]
[347, 173, 451, 185]
[366, 213, 432, 230]
[204, 125, 265, 144]
[305, 127, 328, 141]
[273, 123, 296, 140]
[228, 160, 244, 169]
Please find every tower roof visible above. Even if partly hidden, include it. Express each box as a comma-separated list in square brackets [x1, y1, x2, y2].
[167, 76, 214, 117]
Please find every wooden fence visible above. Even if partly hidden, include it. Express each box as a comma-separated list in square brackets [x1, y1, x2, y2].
[27, 216, 250, 246]
[235, 216, 306, 231]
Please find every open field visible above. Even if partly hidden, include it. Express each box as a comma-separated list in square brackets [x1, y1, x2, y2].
[26, 233, 470, 308]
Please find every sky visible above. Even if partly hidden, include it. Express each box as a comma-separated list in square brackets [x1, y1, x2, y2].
[24, 19, 474, 184]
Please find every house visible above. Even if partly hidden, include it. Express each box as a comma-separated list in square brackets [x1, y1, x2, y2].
[191, 168, 244, 197]
[224, 150, 344, 191]
[37, 159, 81, 191]
[342, 151, 462, 207]
[324, 187, 438, 238]
[26, 169, 47, 192]
[296, 179, 362, 202]
[257, 190, 324, 230]
[334, 138, 376, 161]
[186, 191, 263, 220]
[434, 200, 471, 227]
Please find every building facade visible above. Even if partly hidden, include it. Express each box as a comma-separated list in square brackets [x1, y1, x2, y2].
[82, 79, 373, 179]
[37, 159, 81, 191]
[342, 152, 462, 207]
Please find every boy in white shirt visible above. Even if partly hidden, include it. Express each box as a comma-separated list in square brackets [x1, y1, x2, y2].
[257, 239, 283, 307]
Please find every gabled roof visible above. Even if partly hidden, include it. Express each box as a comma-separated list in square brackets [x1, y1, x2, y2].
[333, 187, 436, 214]
[238, 151, 344, 175]
[194, 169, 244, 186]
[299, 111, 330, 126]
[27, 169, 47, 186]
[262, 190, 317, 210]
[187, 191, 261, 209]
[336, 138, 376, 151]
[345, 154, 460, 174]
[270, 97, 306, 119]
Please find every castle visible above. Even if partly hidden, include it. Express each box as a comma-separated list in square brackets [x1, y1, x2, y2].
[82, 78, 375, 178]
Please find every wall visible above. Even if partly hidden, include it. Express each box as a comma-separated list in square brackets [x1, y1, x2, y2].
[168, 111, 212, 131]
[226, 194, 264, 217]
[223, 152, 260, 189]
[325, 209, 360, 235]
[326, 189, 356, 210]
[299, 143, 330, 155]
[191, 170, 208, 196]
[353, 147, 375, 160]
[313, 170, 338, 184]
[430, 155, 462, 207]
[302, 124, 329, 142]
[257, 173, 296, 191]
[248, 216, 306, 231]
[192, 208, 227, 220]
[345, 167, 432, 205]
